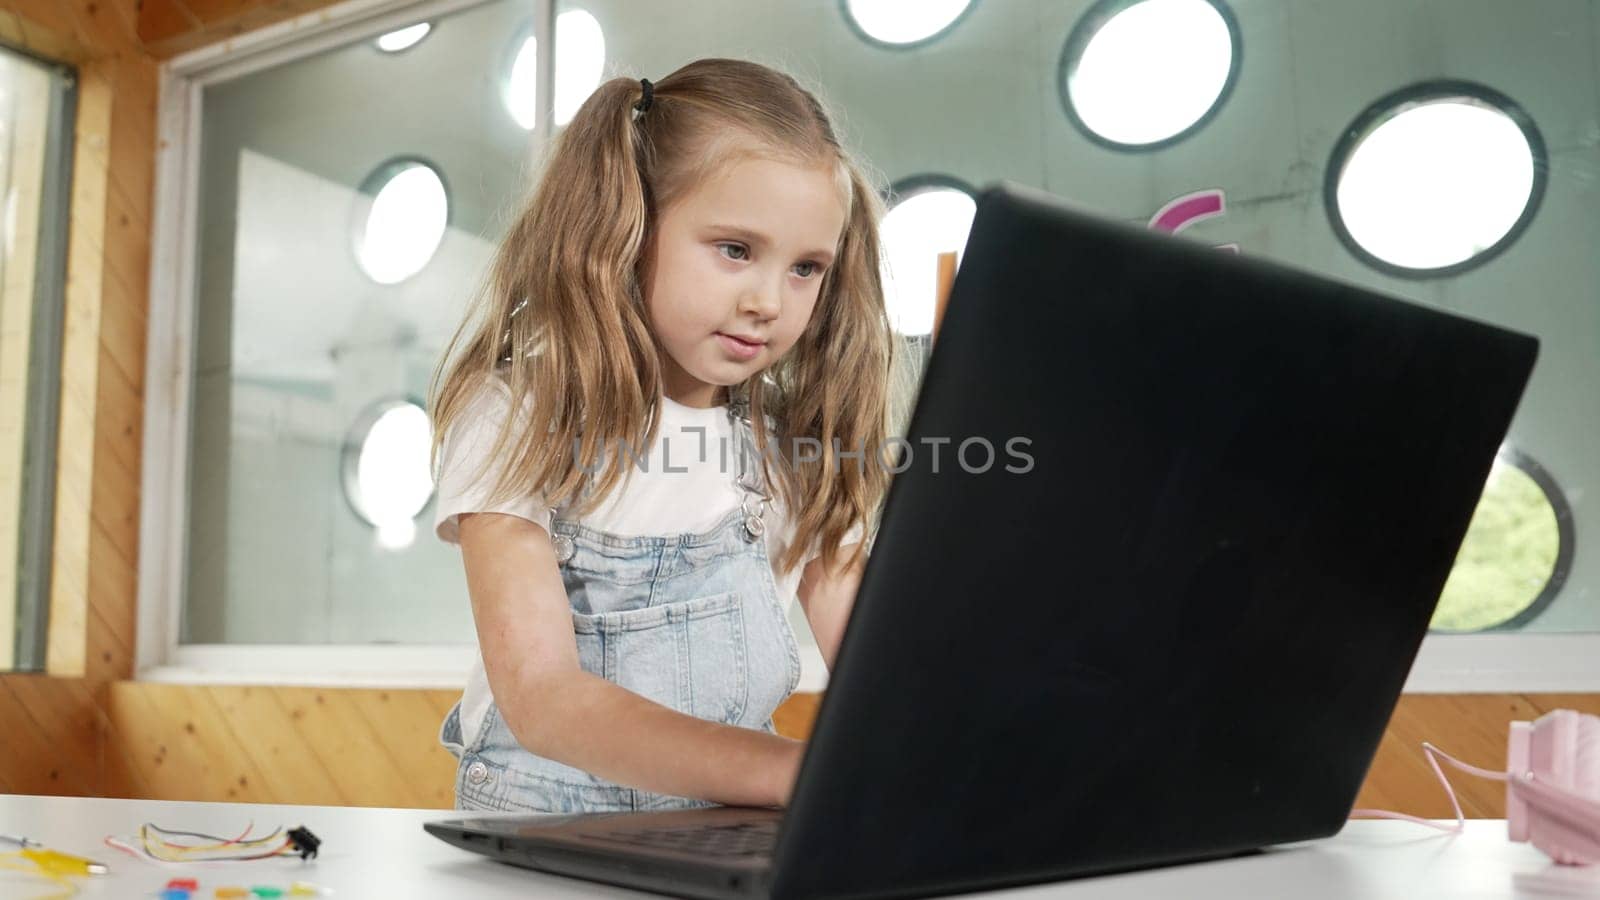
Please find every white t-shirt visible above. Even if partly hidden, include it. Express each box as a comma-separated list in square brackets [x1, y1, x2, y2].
[434, 375, 861, 745]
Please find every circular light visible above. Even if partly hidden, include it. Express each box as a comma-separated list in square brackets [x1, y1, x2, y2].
[844, 0, 972, 47]
[354, 160, 449, 285]
[375, 22, 430, 53]
[506, 34, 538, 130]
[342, 400, 435, 543]
[880, 181, 977, 336]
[1430, 449, 1571, 632]
[555, 10, 605, 126]
[1062, 0, 1237, 148]
[503, 10, 607, 130]
[1330, 86, 1543, 274]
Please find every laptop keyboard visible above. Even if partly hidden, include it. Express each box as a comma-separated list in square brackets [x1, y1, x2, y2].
[582, 821, 779, 858]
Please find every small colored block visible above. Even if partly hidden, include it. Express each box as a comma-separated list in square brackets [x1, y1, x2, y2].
[159, 890, 191, 900]
[250, 888, 285, 898]
[215, 889, 249, 898]
[167, 880, 200, 891]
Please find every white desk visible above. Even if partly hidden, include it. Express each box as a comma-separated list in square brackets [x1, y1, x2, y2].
[1, 794, 1592, 898]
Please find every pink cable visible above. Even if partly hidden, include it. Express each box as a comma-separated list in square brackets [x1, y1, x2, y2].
[1349, 742, 1509, 832]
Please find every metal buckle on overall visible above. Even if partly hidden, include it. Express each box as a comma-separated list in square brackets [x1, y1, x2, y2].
[740, 491, 769, 541]
[546, 504, 577, 564]
[729, 398, 770, 541]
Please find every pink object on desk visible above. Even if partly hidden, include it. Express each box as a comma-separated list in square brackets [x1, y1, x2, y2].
[1507, 709, 1600, 864]
[1352, 708, 1600, 865]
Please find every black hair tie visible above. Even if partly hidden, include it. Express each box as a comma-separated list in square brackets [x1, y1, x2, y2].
[635, 78, 654, 113]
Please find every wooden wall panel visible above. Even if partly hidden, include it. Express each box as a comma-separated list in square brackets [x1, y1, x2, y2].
[0, 679, 96, 796]
[772, 691, 821, 741]
[81, 688, 1600, 815]
[1357, 694, 1595, 818]
[136, 0, 346, 59]
[0, 0, 155, 797]
[108, 683, 462, 808]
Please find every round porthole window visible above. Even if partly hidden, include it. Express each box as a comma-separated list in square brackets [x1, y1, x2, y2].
[880, 177, 977, 337]
[352, 158, 449, 285]
[1060, 0, 1240, 150]
[1430, 447, 1572, 632]
[841, 0, 973, 48]
[503, 9, 607, 130]
[374, 22, 431, 53]
[341, 399, 435, 549]
[1327, 82, 1545, 277]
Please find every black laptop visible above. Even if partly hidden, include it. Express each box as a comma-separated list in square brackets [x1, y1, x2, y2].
[424, 180, 1538, 899]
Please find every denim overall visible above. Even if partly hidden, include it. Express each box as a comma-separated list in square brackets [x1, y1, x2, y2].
[439, 401, 801, 812]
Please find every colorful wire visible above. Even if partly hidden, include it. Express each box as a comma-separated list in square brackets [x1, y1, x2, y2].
[0, 851, 80, 898]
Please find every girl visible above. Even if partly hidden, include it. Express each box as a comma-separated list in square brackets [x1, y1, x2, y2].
[427, 57, 903, 814]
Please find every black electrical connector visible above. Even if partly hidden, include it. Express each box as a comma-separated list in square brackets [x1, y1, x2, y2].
[286, 826, 321, 860]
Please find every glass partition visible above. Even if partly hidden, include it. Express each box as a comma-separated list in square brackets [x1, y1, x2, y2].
[180, 0, 1598, 662]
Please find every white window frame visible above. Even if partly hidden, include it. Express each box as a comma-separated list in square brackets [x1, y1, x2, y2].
[1404, 635, 1600, 692]
[137, 0, 1600, 694]
[137, 0, 554, 688]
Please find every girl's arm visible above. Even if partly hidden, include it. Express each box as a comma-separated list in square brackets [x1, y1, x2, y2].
[796, 544, 867, 672]
[458, 511, 806, 807]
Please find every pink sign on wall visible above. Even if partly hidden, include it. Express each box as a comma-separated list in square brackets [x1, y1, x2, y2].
[1147, 189, 1239, 253]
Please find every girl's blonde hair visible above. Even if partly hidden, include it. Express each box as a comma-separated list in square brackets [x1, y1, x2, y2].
[429, 57, 904, 575]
